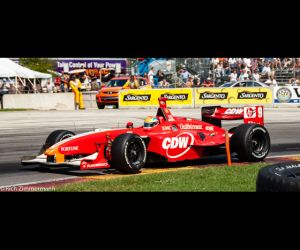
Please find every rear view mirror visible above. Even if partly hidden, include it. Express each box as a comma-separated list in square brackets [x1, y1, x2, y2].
[126, 122, 133, 128]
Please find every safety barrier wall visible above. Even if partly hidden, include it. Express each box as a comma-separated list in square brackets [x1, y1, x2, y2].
[119, 87, 275, 109]
[3, 93, 75, 110]
[194, 87, 273, 107]
[119, 88, 194, 108]
[2, 88, 300, 110]
[82, 91, 98, 109]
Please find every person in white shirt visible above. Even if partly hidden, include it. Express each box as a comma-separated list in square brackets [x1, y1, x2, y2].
[46, 81, 54, 93]
[180, 68, 190, 83]
[148, 67, 155, 87]
[228, 58, 236, 66]
[239, 70, 249, 81]
[262, 63, 271, 77]
[230, 69, 238, 82]
[265, 76, 278, 87]
[243, 58, 252, 68]
[252, 70, 260, 82]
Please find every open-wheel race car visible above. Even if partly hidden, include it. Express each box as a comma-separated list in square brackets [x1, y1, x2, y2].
[21, 98, 271, 174]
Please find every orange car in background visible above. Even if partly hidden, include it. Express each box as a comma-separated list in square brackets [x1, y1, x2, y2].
[96, 76, 150, 109]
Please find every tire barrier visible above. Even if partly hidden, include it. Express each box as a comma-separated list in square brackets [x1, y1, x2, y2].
[256, 162, 300, 192]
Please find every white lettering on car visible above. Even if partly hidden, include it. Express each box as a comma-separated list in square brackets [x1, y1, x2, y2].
[179, 124, 203, 130]
[60, 146, 79, 152]
[162, 132, 194, 159]
[224, 108, 244, 115]
[205, 126, 214, 132]
[162, 126, 172, 131]
[81, 162, 109, 169]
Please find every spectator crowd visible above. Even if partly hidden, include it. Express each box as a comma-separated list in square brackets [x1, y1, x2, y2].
[2, 58, 300, 94]
[174, 58, 300, 88]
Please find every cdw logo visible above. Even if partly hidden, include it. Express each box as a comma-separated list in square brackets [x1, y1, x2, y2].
[162, 132, 194, 159]
[224, 108, 243, 115]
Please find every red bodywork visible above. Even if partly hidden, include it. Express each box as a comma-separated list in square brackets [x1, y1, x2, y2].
[43, 99, 264, 170]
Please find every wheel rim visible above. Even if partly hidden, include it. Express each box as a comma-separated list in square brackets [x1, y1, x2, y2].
[126, 138, 145, 167]
[250, 130, 268, 157]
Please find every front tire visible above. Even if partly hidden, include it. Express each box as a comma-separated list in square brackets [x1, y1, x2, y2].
[231, 124, 270, 162]
[111, 133, 147, 174]
[39, 130, 75, 154]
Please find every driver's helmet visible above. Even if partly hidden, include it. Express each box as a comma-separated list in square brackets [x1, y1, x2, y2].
[144, 116, 159, 128]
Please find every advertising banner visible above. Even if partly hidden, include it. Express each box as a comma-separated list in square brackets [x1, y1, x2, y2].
[56, 59, 127, 76]
[273, 86, 300, 104]
[194, 87, 273, 105]
[119, 88, 193, 107]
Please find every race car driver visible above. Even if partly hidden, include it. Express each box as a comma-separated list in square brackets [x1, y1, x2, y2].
[144, 116, 159, 128]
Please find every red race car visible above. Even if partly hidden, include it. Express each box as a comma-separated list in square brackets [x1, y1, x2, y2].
[21, 98, 270, 174]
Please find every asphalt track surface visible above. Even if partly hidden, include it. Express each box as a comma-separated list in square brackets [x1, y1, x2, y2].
[0, 107, 300, 187]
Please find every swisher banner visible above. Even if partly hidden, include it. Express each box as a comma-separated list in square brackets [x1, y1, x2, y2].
[119, 89, 193, 107]
[194, 88, 273, 105]
[274, 86, 300, 104]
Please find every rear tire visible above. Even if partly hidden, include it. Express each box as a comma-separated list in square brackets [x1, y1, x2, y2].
[111, 133, 147, 174]
[231, 124, 270, 162]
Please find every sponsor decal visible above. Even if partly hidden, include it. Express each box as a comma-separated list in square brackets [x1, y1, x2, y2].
[81, 161, 109, 169]
[205, 126, 214, 132]
[161, 93, 189, 101]
[162, 126, 172, 131]
[276, 87, 292, 103]
[60, 146, 79, 152]
[162, 132, 195, 159]
[224, 108, 244, 115]
[294, 88, 300, 98]
[179, 124, 203, 130]
[244, 107, 256, 118]
[123, 94, 151, 102]
[200, 92, 228, 100]
[237, 92, 267, 99]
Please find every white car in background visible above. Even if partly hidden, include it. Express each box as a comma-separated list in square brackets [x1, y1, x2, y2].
[219, 80, 269, 88]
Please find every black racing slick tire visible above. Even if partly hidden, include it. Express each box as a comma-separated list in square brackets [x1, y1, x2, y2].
[231, 124, 270, 162]
[111, 133, 147, 174]
[39, 130, 75, 154]
[256, 162, 300, 192]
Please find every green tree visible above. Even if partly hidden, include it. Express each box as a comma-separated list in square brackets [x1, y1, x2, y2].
[19, 58, 56, 75]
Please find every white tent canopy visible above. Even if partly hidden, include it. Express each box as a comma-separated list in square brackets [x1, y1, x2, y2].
[0, 64, 16, 78]
[0, 58, 51, 79]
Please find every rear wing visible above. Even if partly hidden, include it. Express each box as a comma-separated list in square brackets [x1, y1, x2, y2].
[201, 106, 264, 127]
